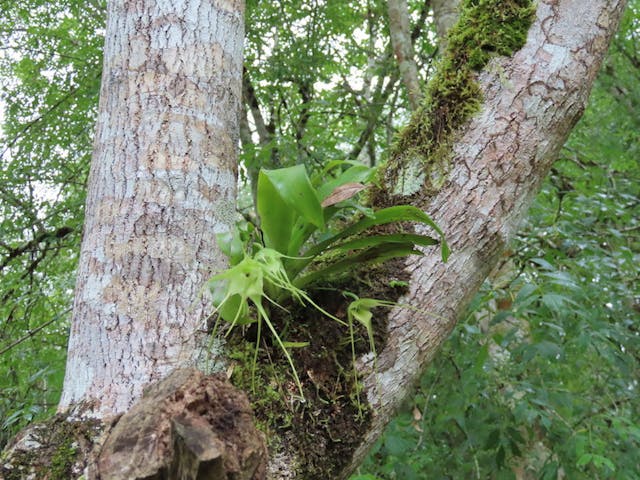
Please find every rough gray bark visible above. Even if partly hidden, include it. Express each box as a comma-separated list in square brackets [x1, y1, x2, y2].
[59, 0, 245, 417]
[345, 0, 627, 475]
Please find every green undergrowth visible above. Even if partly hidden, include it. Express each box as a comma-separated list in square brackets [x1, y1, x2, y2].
[227, 339, 291, 432]
[382, 0, 535, 196]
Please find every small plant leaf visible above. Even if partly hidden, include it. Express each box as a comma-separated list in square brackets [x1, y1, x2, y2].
[209, 257, 266, 327]
[328, 233, 438, 252]
[282, 341, 310, 348]
[296, 243, 422, 287]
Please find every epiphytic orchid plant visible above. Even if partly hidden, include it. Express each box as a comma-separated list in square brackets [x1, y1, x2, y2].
[210, 163, 449, 396]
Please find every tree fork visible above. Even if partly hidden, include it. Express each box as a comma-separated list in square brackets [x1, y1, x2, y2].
[0, 0, 628, 479]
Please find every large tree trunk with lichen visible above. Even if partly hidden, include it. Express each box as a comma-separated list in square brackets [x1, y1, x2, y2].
[59, 0, 243, 417]
[0, 1, 626, 479]
[3, 0, 268, 477]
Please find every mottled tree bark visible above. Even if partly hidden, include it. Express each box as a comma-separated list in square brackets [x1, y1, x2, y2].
[344, 0, 627, 475]
[387, 0, 423, 110]
[432, 0, 461, 52]
[59, 0, 245, 417]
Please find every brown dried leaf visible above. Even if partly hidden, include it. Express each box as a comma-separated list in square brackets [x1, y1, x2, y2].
[321, 182, 367, 207]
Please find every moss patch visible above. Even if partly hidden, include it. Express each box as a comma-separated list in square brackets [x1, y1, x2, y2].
[227, 297, 369, 478]
[379, 0, 535, 201]
[1, 414, 104, 480]
[50, 436, 79, 478]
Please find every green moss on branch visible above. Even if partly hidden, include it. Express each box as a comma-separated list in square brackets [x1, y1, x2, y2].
[382, 0, 535, 197]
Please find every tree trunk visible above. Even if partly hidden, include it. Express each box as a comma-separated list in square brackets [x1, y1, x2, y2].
[387, 0, 423, 110]
[431, 0, 461, 53]
[59, 0, 244, 417]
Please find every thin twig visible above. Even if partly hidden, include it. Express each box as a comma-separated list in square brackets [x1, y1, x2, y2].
[0, 309, 70, 356]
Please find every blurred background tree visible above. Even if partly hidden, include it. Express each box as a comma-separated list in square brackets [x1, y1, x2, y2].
[1, 1, 637, 477]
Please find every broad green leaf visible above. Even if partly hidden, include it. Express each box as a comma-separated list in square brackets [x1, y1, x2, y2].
[515, 283, 539, 303]
[541, 293, 578, 311]
[592, 454, 616, 471]
[305, 205, 449, 261]
[530, 257, 555, 271]
[257, 170, 295, 253]
[328, 233, 438, 252]
[574, 434, 587, 457]
[542, 271, 579, 289]
[261, 165, 324, 229]
[577, 453, 593, 467]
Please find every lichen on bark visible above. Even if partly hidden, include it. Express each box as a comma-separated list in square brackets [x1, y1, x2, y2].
[382, 0, 536, 198]
[0, 413, 105, 479]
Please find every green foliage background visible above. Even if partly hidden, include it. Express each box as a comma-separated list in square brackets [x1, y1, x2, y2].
[1, 0, 638, 477]
[0, 0, 102, 445]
